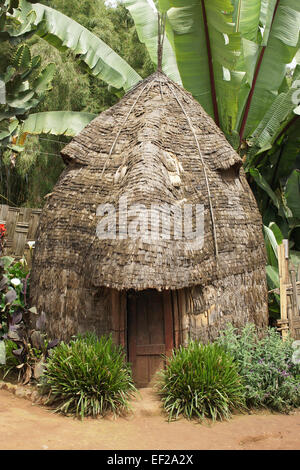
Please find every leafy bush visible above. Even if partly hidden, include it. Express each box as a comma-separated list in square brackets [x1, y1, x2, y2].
[217, 324, 300, 413]
[157, 341, 245, 422]
[0, 256, 58, 384]
[39, 333, 137, 419]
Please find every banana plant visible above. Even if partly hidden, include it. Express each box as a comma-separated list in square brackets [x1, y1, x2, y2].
[154, 0, 300, 151]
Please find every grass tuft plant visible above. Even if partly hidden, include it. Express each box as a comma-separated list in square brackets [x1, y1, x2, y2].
[39, 333, 136, 419]
[157, 340, 245, 422]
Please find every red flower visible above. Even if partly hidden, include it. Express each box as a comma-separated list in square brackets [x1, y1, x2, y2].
[0, 224, 6, 238]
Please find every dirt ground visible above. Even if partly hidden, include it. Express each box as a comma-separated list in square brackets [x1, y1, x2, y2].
[0, 388, 300, 451]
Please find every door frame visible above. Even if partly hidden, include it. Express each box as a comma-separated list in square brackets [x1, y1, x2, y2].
[110, 288, 183, 355]
[126, 289, 175, 385]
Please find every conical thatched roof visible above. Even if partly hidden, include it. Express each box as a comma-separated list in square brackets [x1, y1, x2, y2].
[32, 71, 266, 292]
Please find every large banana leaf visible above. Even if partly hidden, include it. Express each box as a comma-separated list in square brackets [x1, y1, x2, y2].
[246, 66, 300, 162]
[20, 0, 142, 92]
[123, 0, 182, 85]
[160, 0, 244, 133]
[21, 111, 97, 137]
[160, 0, 299, 145]
[241, 0, 300, 138]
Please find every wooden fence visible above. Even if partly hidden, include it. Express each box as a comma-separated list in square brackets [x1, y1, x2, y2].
[276, 240, 300, 340]
[0, 204, 41, 258]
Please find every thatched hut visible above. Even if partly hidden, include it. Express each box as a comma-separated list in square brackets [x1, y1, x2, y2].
[30, 71, 268, 387]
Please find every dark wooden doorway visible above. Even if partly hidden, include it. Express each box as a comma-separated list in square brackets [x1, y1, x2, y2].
[127, 289, 174, 388]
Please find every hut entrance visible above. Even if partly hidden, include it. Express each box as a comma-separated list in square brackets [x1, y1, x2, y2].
[127, 289, 174, 388]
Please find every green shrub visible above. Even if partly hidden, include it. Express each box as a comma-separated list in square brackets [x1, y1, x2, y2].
[157, 341, 245, 422]
[39, 333, 136, 419]
[217, 323, 300, 413]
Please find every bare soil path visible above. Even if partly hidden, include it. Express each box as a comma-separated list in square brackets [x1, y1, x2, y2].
[0, 388, 300, 450]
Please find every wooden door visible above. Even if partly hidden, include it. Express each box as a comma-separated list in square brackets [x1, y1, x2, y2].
[127, 289, 174, 388]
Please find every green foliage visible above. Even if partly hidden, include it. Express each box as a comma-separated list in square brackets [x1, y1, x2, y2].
[21, 111, 97, 137]
[158, 0, 300, 144]
[217, 324, 300, 413]
[248, 118, 300, 318]
[157, 340, 245, 422]
[39, 333, 137, 419]
[0, 254, 58, 384]
[157, 0, 243, 131]
[248, 119, 300, 242]
[0, 335, 44, 382]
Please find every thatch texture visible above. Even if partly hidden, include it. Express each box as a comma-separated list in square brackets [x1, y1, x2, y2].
[30, 71, 268, 341]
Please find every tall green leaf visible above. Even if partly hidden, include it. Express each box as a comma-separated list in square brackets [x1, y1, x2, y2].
[161, 0, 244, 133]
[246, 66, 300, 161]
[242, 0, 300, 137]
